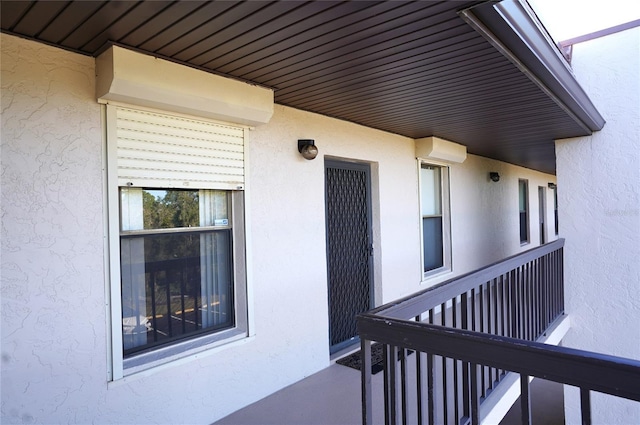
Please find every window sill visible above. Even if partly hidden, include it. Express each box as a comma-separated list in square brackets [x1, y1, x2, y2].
[420, 267, 453, 287]
[110, 332, 253, 386]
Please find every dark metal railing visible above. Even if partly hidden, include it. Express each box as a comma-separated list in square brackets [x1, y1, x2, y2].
[357, 239, 640, 424]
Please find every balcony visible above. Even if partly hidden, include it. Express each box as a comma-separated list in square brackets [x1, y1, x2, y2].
[217, 239, 640, 425]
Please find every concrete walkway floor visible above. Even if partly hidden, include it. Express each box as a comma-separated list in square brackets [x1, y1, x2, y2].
[214, 362, 565, 425]
[214, 363, 380, 425]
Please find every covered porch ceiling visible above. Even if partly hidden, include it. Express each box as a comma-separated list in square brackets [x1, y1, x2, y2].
[0, 0, 604, 174]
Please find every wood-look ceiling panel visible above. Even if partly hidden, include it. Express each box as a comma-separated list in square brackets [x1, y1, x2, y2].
[135, 2, 236, 53]
[80, 2, 168, 52]
[257, 20, 470, 90]
[274, 34, 487, 101]
[287, 56, 512, 111]
[1, 1, 34, 30]
[236, 4, 458, 83]
[173, 2, 302, 64]
[118, 2, 206, 49]
[156, 2, 270, 59]
[37, 1, 103, 44]
[63, 1, 141, 50]
[209, 2, 402, 75]
[12, 1, 68, 37]
[191, 1, 340, 68]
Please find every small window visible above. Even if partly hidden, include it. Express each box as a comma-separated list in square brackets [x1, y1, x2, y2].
[519, 179, 529, 243]
[420, 163, 451, 276]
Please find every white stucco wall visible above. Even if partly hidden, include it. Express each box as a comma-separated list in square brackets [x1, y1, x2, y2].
[1, 33, 558, 424]
[556, 27, 640, 424]
[1, 34, 105, 423]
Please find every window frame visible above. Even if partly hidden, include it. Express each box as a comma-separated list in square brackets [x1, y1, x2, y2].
[418, 160, 452, 280]
[104, 104, 249, 380]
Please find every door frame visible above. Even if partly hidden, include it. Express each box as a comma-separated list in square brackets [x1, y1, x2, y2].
[324, 159, 375, 354]
[538, 186, 546, 244]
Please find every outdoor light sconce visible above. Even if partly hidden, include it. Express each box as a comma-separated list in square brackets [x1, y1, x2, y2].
[548, 182, 557, 189]
[489, 172, 500, 182]
[298, 139, 318, 160]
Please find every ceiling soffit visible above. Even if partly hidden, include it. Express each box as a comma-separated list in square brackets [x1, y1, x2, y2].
[0, 0, 604, 175]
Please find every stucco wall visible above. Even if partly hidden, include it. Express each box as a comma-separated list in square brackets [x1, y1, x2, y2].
[556, 27, 640, 423]
[2, 33, 557, 424]
[1, 34, 105, 423]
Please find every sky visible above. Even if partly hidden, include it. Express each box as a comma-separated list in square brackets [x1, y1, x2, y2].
[527, 0, 640, 42]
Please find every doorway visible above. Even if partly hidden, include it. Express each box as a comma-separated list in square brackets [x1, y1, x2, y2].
[325, 159, 374, 354]
[538, 186, 546, 244]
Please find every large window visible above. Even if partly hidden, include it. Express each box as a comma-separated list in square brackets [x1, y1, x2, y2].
[420, 163, 451, 276]
[106, 105, 248, 378]
[519, 179, 529, 243]
[120, 188, 233, 357]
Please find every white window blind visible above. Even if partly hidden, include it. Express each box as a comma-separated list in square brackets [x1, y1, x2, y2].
[115, 106, 245, 190]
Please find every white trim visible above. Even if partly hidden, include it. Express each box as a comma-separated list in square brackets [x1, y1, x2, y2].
[243, 128, 256, 337]
[107, 335, 256, 388]
[106, 104, 125, 380]
[101, 105, 114, 382]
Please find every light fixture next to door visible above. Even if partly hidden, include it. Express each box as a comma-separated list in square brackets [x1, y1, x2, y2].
[298, 139, 318, 160]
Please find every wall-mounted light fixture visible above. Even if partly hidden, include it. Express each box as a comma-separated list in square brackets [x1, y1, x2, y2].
[548, 182, 557, 189]
[298, 139, 318, 160]
[489, 172, 500, 182]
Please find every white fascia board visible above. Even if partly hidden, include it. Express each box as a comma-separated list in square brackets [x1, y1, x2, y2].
[459, 0, 605, 133]
[96, 46, 274, 127]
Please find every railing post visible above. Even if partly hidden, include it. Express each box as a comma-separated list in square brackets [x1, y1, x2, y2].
[427, 352, 435, 425]
[470, 362, 479, 424]
[384, 344, 398, 425]
[520, 374, 531, 425]
[580, 388, 592, 425]
[400, 348, 408, 425]
[361, 338, 372, 425]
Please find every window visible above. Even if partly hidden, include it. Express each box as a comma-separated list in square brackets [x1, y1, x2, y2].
[106, 105, 248, 377]
[420, 163, 451, 276]
[120, 188, 234, 357]
[519, 179, 529, 243]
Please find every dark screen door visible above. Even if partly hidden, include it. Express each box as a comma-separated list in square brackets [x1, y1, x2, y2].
[539, 186, 546, 244]
[325, 160, 373, 353]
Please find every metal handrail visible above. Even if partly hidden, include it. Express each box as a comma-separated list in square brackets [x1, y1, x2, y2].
[371, 239, 564, 320]
[355, 239, 639, 424]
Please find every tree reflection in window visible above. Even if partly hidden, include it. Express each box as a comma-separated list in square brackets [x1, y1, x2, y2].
[120, 188, 232, 356]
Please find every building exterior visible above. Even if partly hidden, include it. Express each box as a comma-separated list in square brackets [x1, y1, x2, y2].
[556, 23, 640, 423]
[1, 1, 637, 424]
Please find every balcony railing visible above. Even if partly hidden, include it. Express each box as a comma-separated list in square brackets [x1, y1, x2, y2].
[357, 239, 640, 424]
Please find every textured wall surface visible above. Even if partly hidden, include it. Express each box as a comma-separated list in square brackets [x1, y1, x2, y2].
[1, 32, 558, 424]
[1, 34, 105, 423]
[556, 27, 640, 424]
